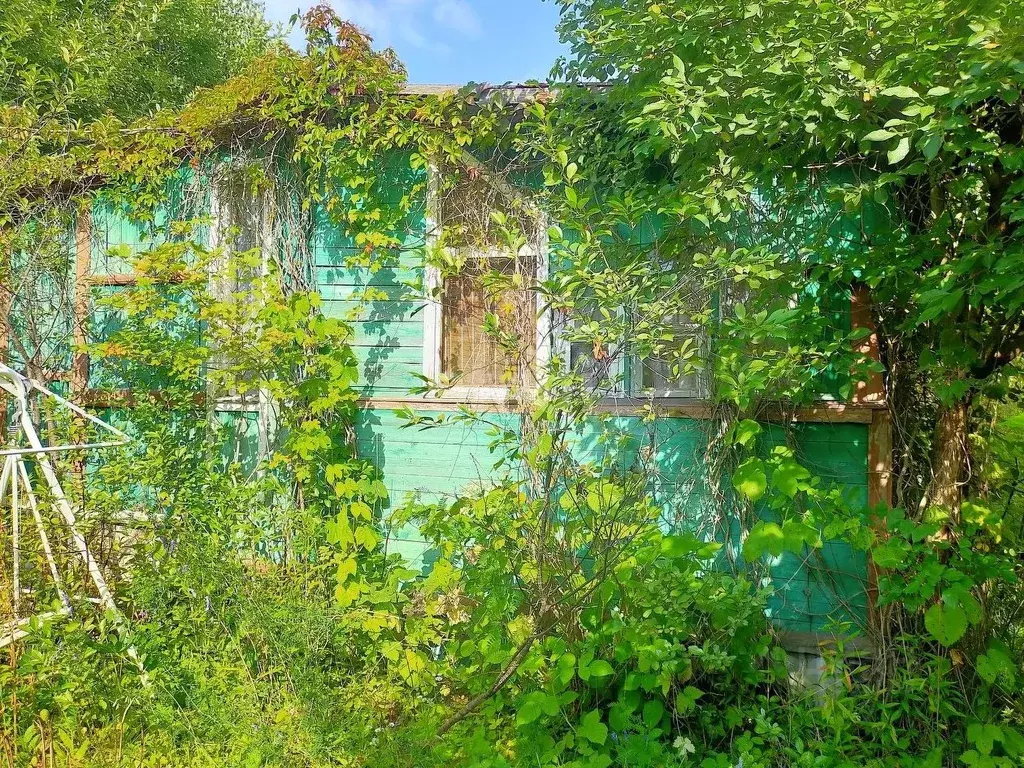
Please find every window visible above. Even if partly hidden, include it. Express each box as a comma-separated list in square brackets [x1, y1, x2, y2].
[636, 311, 707, 398]
[207, 175, 268, 403]
[423, 160, 548, 398]
[561, 306, 627, 394]
[569, 336, 618, 390]
[207, 172, 276, 461]
[442, 257, 537, 386]
[555, 267, 711, 401]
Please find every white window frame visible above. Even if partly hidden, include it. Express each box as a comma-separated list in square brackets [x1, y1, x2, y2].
[551, 305, 630, 397]
[422, 163, 550, 402]
[551, 287, 712, 401]
[207, 175, 277, 461]
[629, 313, 710, 400]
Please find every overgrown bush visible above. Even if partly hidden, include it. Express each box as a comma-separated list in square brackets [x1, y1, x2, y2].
[3, 1, 1024, 767]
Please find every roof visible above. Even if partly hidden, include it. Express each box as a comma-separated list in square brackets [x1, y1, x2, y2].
[399, 83, 553, 104]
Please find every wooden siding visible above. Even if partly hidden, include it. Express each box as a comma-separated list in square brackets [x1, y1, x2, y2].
[358, 407, 870, 635]
[77, 159, 873, 638]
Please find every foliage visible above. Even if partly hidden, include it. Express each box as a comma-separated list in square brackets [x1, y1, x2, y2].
[3, 1, 1024, 767]
[551, 0, 1024, 508]
[0, 0, 270, 121]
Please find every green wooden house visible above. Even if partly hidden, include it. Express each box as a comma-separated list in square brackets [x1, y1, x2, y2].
[11, 84, 890, 660]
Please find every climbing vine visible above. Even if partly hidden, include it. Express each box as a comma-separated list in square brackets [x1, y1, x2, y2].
[2, 1, 1024, 768]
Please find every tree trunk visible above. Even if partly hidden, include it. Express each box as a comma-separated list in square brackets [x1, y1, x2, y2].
[922, 399, 970, 519]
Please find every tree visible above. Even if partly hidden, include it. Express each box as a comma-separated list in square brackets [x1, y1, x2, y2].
[551, 0, 1024, 516]
[0, 0, 271, 121]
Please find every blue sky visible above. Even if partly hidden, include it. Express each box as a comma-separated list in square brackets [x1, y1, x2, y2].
[262, 0, 568, 85]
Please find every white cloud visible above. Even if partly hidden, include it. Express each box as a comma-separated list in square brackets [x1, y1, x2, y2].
[267, 0, 482, 53]
[432, 0, 482, 38]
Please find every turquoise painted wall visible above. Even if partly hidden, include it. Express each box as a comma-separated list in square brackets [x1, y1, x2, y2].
[79, 161, 872, 638]
[355, 407, 869, 635]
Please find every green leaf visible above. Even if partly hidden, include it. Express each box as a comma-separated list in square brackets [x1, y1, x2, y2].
[335, 555, 357, 583]
[782, 520, 822, 551]
[732, 418, 762, 447]
[733, 458, 767, 501]
[587, 659, 614, 680]
[924, 602, 968, 646]
[578, 710, 608, 745]
[871, 539, 906, 569]
[354, 525, 378, 550]
[516, 697, 542, 726]
[516, 692, 559, 726]
[674, 685, 703, 713]
[888, 137, 911, 164]
[555, 653, 577, 687]
[661, 533, 699, 558]
[967, 723, 1002, 756]
[642, 699, 664, 727]
[881, 85, 920, 99]
[863, 129, 897, 142]
[586, 480, 624, 513]
[743, 522, 784, 561]
[922, 133, 943, 160]
[608, 703, 631, 732]
[772, 458, 811, 497]
[945, 586, 982, 625]
[977, 644, 1017, 689]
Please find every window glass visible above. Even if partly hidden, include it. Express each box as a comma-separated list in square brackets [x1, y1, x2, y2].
[638, 312, 707, 397]
[567, 308, 624, 392]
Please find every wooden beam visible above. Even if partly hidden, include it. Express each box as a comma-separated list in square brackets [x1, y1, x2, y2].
[776, 629, 873, 657]
[84, 392, 881, 425]
[85, 273, 140, 287]
[357, 395, 882, 423]
[868, 409, 893, 509]
[865, 405, 893, 637]
[80, 389, 206, 409]
[85, 272, 191, 287]
[851, 284, 884, 404]
[71, 208, 92, 396]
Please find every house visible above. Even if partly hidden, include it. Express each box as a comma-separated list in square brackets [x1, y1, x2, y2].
[8, 84, 889, 657]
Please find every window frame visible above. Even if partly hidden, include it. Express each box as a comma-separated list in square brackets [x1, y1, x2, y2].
[628, 312, 710, 400]
[207, 175, 277, 461]
[421, 162, 550, 402]
[552, 304, 630, 398]
[552, 289, 713, 403]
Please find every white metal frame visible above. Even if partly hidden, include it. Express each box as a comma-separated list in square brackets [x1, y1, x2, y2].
[0, 362, 133, 652]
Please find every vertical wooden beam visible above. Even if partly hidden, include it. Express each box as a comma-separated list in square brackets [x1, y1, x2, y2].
[868, 410, 894, 509]
[849, 283, 890, 632]
[71, 207, 92, 396]
[851, 284, 884, 404]
[853, 281, 893, 637]
[866, 407, 893, 634]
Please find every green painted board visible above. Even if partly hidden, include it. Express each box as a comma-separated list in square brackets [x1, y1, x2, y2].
[357, 407, 872, 635]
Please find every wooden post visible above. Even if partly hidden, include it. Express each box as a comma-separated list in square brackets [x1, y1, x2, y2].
[866, 407, 893, 632]
[851, 284, 884, 404]
[851, 283, 893, 637]
[71, 207, 92, 396]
